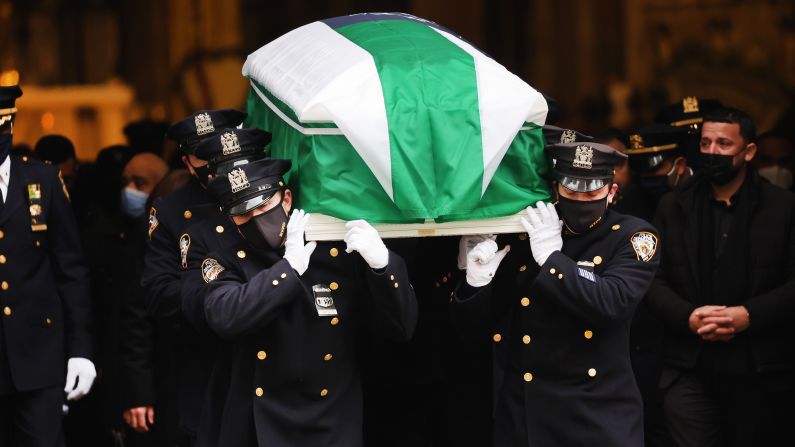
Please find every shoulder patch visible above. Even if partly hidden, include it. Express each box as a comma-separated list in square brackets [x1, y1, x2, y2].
[179, 233, 191, 269]
[148, 208, 159, 239]
[201, 258, 225, 283]
[630, 232, 658, 262]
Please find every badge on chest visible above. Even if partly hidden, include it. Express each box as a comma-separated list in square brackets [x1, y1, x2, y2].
[312, 284, 338, 317]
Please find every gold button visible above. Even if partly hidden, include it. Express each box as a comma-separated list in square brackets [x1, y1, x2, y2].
[442, 276, 448, 283]
[0, 255, 6, 264]
[518, 233, 528, 241]
[519, 265, 527, 272]
[394, 282, 399, 288]
[593, 256, 602, 265]
[323, 353, 333, 361]
[272, 280, 279, 286]
[280, 273, 287, 279]
[183, 210, 192, 219]
[255, 387, 264, 397]
[493, 333, 502, 343]
[522, 335, 531, 345]
[0, 230, 4, 239]
[588, 368, 597, 377]
[35, 241, 40, 247]
[21, 156, 27, 162]
[435, 282, 440, 288]
[611, 224, 621, 231]
[237, 250, 246, 259]
[523, 372, 533, 382]
[45, 318, 52, 326]
[329, 282, 339, 291]
[584, 330, 593, 339]
[215, 225, 224, 233]
[320, 389, 329, 397]
[330, 247, 339, 257]
[558, 273, 564, 280]
[257, 351, 267, 360]
[390, 274, 395, 281]
[330, 317, 339, 326]
[1, 281, 8, 290]
[520, 297, 530, 307]
[549, 268, 556, 274]
[3, 306, 10, 316]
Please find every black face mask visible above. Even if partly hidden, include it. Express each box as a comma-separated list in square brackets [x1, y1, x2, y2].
[556, 194, 608, 235]
[0, 133, 12, 164]
[191, 163, 212, 188]
[700, 153, 741, 186]
[237, 199, 289, 251]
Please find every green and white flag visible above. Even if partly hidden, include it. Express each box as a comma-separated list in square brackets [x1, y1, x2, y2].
[242, 12, 550, 223]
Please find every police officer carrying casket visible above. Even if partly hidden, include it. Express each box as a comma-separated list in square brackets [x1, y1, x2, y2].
[190, 158, 418, 447]
[0, 84, 96, 446]
[139, 109, 246, 444]
[451, 140, 660, 446]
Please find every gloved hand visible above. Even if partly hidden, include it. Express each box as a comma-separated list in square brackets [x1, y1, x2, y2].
[64, 357, 96, 401]
[283, 209, 317, 276]
[457, 234, 497, 270]
[344, 220, 389, 269]
[520, 201, 563, 266]
[466, 239, 511, 287]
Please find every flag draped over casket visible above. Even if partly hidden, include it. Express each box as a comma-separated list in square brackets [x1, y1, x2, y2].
[242, 12, 550, 224]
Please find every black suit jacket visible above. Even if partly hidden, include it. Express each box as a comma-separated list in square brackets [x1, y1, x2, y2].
[646, 171, 795, 374]
[0, 155, 92, 393]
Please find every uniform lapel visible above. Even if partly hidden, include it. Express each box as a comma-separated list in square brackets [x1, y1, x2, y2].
[0, 157, 25, 227]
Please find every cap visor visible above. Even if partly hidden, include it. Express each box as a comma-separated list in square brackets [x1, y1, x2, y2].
[555, 173, 610, 193]
[227, 192, 276, 216]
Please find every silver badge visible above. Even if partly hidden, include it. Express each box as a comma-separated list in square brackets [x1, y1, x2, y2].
[194, 113, 215, 136]
[201, 258, 225, 283]
[180, 233, 191, 269]
[228, 168, 250, 193]
[221, 131, 242, 156]
[572, 145, 593, 169]
[560, 129, 577, 144]
[631, 232, 658, 262]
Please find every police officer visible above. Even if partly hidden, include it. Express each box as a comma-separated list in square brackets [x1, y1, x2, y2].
[0, 84, 96, 445]
[139, 109, 246, 445]
[655, 96, 723, 168]
[452, 141, 660, 446]
[614, 123, 692, 222]
[190, 158, 417, 447]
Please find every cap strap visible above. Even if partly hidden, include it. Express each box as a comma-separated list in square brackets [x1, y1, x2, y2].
[670, 117, 702, 127]
[624, 143, 678, 155]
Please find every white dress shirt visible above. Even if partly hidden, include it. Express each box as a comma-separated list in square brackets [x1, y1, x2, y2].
[0, 156, 10, 203]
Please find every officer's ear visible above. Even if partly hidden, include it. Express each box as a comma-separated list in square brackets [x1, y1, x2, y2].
[607, 183, 619, 204]
[673, 156, 688, 176]
[282, 188, 292, 213]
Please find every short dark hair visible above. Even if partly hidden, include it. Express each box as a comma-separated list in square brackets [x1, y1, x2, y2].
[703, 107, 756, 144]
[34, 134, 76, 164]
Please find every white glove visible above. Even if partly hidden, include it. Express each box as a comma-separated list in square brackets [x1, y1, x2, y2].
[283, 209, 317, 276]
[457, 234, 497, 270]
[466, 239, 511, 287]
[344, 220, 389, 269]
[64, 357, 96, 401]
[520, 201, 563, 266]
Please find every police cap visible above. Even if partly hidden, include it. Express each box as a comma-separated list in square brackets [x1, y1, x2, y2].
[546, 142, 627, 192]
[625, 123, 687, 173]
[166, 109, 247, 155]
[207, 157, 291, 216]
[195, 127, 272, 176]
[542, 125, 593, 146]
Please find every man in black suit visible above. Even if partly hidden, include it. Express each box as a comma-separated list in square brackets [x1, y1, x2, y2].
[647, 107, 795, 446]
[0, 84, 95, 446]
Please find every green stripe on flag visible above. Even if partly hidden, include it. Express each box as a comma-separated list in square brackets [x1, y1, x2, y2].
[335, 20, 483, 218]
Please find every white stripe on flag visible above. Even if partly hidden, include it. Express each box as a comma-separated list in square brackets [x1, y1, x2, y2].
[250, 82, 344, 136]
[243, 21, 394, 199]
[431, 28, 548, 196]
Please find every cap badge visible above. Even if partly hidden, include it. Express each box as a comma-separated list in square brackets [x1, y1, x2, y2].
[560, 129, 577, 144]
[228, 168, 250, 193]
[573, 145, 593, 170]
[221, 131, 242, 155]
[629, 134, 644, 150]
[682, 96, 699, 114]
[195, 112, 215, 136]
